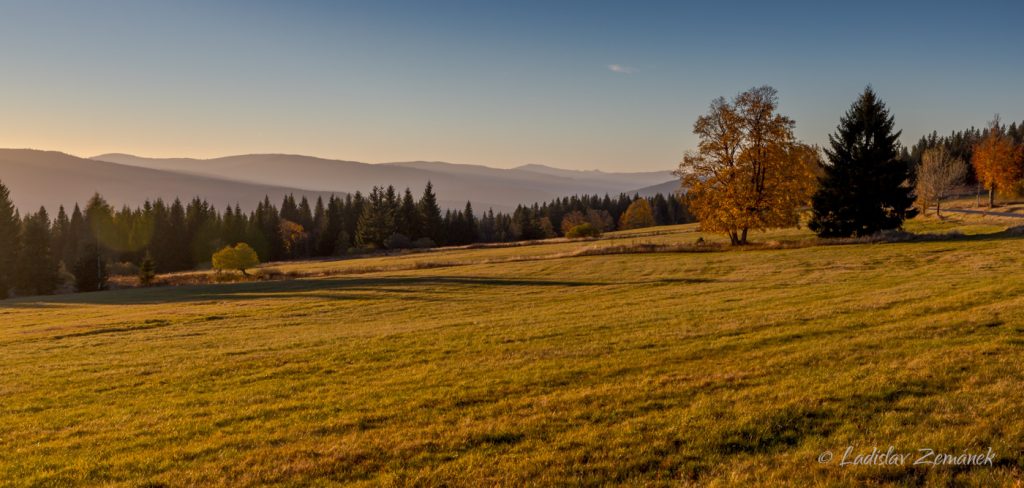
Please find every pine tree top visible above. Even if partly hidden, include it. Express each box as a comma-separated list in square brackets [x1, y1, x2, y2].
[826, 86, 902, 168]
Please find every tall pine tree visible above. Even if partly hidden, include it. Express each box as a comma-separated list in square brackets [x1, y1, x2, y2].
[809, 87, 916, 237]
[356, 187, 394, 248]
[73, 242, 108, 292]
[417, 182, 443, 245]
[15, 208, 60, 295]
[0, 180, 20, 298]
[396, 188, 419, 239]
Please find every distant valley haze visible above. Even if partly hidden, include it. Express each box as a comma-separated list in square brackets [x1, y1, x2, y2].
[0, 148, 677, 214]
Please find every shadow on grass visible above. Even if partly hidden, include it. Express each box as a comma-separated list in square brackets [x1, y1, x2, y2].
[827, 226, 1024, 246]
[2, 275, 717, 307]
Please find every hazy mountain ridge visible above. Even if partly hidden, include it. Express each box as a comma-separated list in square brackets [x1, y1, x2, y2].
[0, 149, 338, 214]
[514, 163, 673, 186]
[93, 153, 675, 212]
[629, 179, 683, 198]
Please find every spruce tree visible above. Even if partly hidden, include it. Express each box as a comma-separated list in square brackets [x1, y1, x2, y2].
[356, 187, 393, 248]
[148, 200, 173, 272]
[809, 87, 917, 237]
[280, 194, 299, 223]
[167, 198, 191, 270]
[51, 206, 70, 266]
[320, 196, 344, 256]
[308, 197, 327, 256]
[73, 242, 108, 292]
[138, 251, 156, 286]
[14, 208, 60, 296]
[257, 196, 284, 262]
[0, 180, 19, 298]
[463, 202, 478, 243]
[297, 196, 314, 231]
[417, 182, 443, 245]
[397, 188, 419, 238]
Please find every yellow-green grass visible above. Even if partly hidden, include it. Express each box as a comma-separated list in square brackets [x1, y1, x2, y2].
[3, 219, 1024, 486]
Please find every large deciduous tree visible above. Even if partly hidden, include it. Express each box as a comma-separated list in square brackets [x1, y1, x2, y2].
[916, 147, 966, 217]
[972, 116, 1023, 207]
[809, 87, 916, 237]
[676, 86, 818, 245]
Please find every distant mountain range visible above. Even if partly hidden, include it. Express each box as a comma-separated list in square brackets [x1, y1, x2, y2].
[631, 179, 683, 197]
[0, 149, 336, 214]
[0, 149, 677, 214]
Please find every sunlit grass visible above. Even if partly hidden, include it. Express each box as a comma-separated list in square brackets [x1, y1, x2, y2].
[3, 217, 1024, 485]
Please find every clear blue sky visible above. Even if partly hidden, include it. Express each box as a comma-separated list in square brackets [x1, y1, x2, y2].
[0, 0, 1021, 171]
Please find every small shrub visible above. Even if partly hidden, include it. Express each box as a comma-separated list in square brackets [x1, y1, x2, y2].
[212, 243, 260, 275]
[566, 223, 601, 238]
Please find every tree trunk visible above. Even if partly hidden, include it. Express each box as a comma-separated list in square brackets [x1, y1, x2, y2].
[989, 187, 995, 208]
[729, 231, 739, 246]
[739, 228, 748, 245]
[935, 199, 942, 218]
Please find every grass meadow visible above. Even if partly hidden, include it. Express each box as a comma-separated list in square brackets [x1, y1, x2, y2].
[3, 213, 1024, 486]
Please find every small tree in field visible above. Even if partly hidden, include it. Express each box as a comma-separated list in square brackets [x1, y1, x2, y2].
[619, 199, 656, 230]
[566, 223, 601, 238]
[972, 116, 1023, 207]
[916, 147, 966, 217]
[212, 243, 260, 275]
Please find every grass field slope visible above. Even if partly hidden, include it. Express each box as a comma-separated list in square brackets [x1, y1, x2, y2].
[3, 216, 1024, 486]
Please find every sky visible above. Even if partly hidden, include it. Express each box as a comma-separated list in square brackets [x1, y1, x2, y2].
[0, 0, 1021, 172]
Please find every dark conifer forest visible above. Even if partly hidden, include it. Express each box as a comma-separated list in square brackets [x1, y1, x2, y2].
[0, 179, 688, 298]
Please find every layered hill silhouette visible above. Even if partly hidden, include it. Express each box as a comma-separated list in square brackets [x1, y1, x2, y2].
[629, 179, 683, 197]
[0, 149, 336, 213]
[93, 153, 676, 211]
[0, 149, 676, 214]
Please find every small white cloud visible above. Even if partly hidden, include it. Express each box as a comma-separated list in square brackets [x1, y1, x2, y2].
[607, 64, 635, 74]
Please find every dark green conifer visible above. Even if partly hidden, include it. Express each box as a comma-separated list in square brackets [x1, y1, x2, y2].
[809, 87, 917, 237]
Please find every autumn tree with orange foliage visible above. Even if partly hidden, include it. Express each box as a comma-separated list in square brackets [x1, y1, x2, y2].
[675, 86, 818, 245]
[618, 198, 656, 230]
[972, 116, 1024, 207]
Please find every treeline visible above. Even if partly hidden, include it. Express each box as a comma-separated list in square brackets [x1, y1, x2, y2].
[678, 84, 1024, 242]
[905, 120, 1024, 183]
[0, 180, 688, 298]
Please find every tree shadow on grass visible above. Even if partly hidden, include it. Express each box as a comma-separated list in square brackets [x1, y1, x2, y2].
[861, 227, 1024, 245]
[2, 275, 718, 307]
